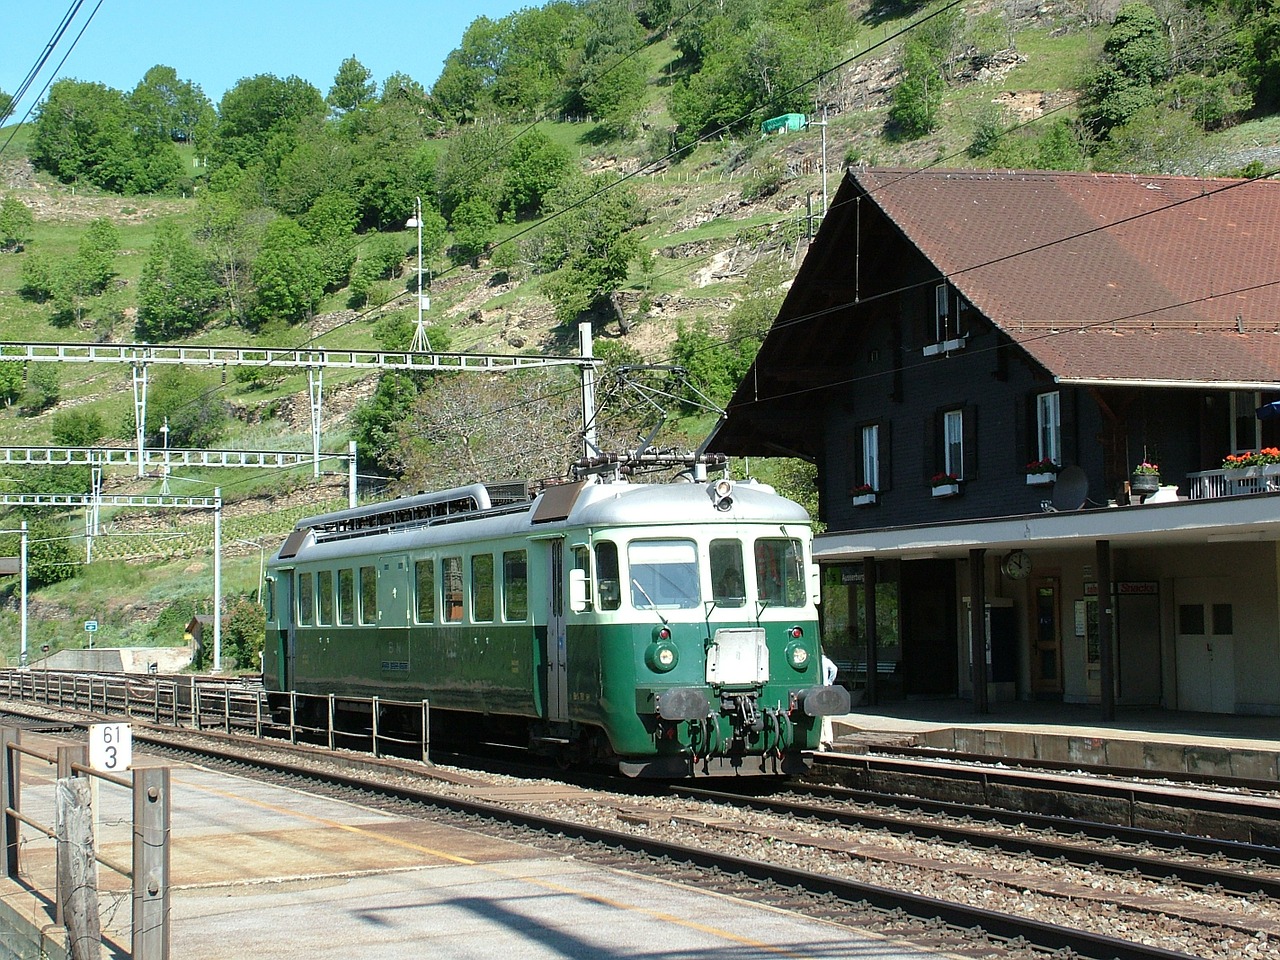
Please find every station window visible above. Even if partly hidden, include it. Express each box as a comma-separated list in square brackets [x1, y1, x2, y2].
[472, 555, 495, 622]
[317, 570, 334, 625]
[711, 539, 746, 607]
[629, 539, 700, 610]
[595, 541, 620, 611]
[297, 572, 315, 626]
[754, 538, 806, 608]
[359, 566, 376, 625]
[503, 550, 528, 621]
[337, 569, 354, 625]
[443, 556, 464, 622]
[415, 559, 435, 624]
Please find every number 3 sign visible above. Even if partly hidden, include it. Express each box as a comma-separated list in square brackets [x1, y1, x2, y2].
[89, 723, 132, 772]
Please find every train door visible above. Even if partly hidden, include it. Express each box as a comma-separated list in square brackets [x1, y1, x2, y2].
[376, 555, 411, 626]
[272, 570, 295, 691]
[545, 538, 568, 721]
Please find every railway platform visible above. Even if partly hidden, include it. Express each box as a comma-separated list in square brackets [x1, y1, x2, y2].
[828, 698, 1280, 781]
[0, 732, 944, 960]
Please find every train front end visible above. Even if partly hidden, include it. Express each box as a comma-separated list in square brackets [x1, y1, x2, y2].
[564, 475, 849, 777]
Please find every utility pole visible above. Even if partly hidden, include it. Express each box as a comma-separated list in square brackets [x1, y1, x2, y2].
[407, 197, 432, 353]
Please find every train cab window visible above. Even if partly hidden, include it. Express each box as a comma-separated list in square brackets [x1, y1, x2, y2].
[414, 559, 435, 624]
[472, 554, 495, 622]
[443, 556, 464, 622]
[317, 570, 334, 625]
[629, 539, 700, 610]
[595, 541, 621, 611]
[754, 538, 806, 608]
[359, 566, 376, 625]
[337, 569, 355, 625]
[710, 539, 747, 607]
[503, 550, 528, 621]
[297, 572, 315, 626]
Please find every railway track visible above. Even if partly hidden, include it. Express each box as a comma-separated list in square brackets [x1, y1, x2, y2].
[4, 699, 1274, 959]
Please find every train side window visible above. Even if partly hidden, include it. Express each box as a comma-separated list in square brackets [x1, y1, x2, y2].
[710, 538, 746, 607]
[472, 554, 495, 622]
[264, 579, 276, 623]
[595, 541, 620, 611]
[297, 572, 315, 626]
[754, 538, 806, 608]
[317, 570, 334, 625]
[443, 556, 464, 622]
[359, 566, 376, 624]
[503, 550, 528, 621]
[337, 569, 355, 625]
[415, 559, 436, 624]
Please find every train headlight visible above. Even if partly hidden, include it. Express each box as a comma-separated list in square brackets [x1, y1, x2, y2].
[645, 640, 679, 673]
[786, 641, 810, 671]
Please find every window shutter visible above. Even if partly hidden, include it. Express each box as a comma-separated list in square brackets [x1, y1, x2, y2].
[1060, 389, 1078, 466]
[847, 430, 861, 493]
[878, 419, 892, 492]
[923, 412, 939, 484]
[962, 404, 979, 480]
[1014, 395, 1029, 472]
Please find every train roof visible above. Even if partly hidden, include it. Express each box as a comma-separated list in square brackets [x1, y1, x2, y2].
[273, 477, 810, 563]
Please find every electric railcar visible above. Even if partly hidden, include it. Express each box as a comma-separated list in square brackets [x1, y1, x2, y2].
[261, 462, 849, 776]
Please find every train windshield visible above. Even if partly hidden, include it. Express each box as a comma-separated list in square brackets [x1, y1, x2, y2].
[628, 539, 700, 610]
[754, 538, 807, 608]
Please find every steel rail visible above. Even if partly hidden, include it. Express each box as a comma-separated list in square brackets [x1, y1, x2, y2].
[132, 732, 1200, 960]
[671, 784, 1280, 897]
[863, 743, 1280, 793]
[786, 779, 1280, 866]
[819, 752, 1280, 824]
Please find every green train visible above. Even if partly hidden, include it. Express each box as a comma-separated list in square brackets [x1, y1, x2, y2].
[261, 460, 849, 776]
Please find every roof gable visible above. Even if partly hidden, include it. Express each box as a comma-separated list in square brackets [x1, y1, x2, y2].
[857, 168, 1280, 384]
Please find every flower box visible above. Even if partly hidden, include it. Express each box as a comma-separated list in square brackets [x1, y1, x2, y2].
[931, 482, 960, 498]
[852, 492, 877, 506]
[1025, 472, 1056, 486]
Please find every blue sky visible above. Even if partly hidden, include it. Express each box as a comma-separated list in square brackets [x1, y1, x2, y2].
[4, 1, 526, 120]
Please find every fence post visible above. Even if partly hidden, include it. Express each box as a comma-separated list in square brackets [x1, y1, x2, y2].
[223, 688, 230, 734]
[327, 695, 335, 751]
[192, 679, 201, 730]
[132, 766, 170, 960]
[421, 700, 430, 765]
[55, 745, 88, 926]
[289, 692, 297, 745]
[371, 697, 380, 759]
[255, 692, 262, 738]
[57, 776, 101, 960]
[0, 726, 19, 878]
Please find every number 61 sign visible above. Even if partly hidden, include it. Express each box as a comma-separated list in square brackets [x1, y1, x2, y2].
[89, 723, 132, 772]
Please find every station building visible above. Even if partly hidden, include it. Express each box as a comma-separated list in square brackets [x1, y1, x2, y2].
[711, 168, 1280, 717]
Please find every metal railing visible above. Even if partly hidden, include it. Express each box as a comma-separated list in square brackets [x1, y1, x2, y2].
[1186, 465, 1280, 499]
[0, 726, 169, 959]
[0, 671, 431, 763]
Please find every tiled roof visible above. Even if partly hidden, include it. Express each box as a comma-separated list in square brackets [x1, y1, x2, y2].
[856, 168, 1280, 383]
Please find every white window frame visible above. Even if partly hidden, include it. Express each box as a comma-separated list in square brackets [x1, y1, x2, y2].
[1036, 391, 1061, 465]
[861, 423, 880, 491]
[924, 283, 968, 355]
[1230, 391, 1261, 453]
[944, 409, 964, 478]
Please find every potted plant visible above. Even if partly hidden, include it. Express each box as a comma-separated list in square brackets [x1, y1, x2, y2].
[1130, 461, 1160, 495]
[930, 472, 960, 497]
[1025, 458, 1059, 486]
[1223, 447, 1280, 476]
[850, 483, 877, 506]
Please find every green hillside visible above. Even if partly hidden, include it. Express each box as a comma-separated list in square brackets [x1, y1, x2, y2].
[0, 0, 1276, 667]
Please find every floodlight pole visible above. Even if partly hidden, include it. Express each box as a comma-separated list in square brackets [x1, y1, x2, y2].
[213, 488, 222, 674]
[19, 522, 26, 667]
[408, 197, 432, 353]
